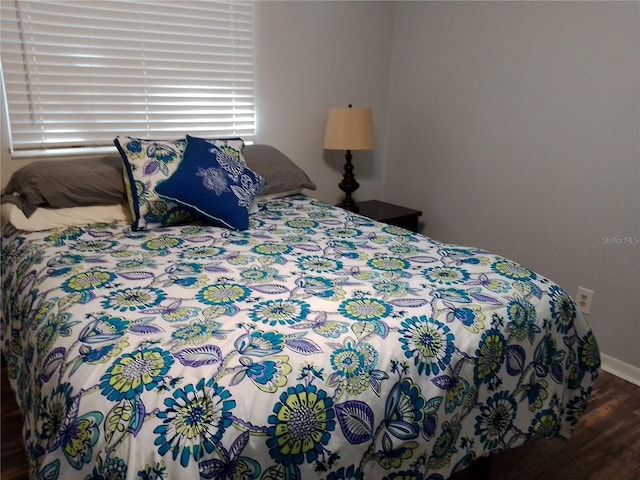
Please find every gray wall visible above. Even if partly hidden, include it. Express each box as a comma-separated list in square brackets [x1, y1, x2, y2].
[247, 0, 395, 206]
[385, 1, 640, 369]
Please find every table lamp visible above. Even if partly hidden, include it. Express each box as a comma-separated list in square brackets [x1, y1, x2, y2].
[323, 104, 373, 213]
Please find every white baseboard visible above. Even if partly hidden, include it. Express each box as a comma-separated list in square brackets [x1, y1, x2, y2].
[600, 353, 640, 386]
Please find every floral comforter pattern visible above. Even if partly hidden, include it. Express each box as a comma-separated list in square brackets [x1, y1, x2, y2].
[1, 195, 599, 480]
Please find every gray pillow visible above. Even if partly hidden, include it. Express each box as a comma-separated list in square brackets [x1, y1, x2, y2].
[243, 144, 316, 197]
[2, 155, 126, 217]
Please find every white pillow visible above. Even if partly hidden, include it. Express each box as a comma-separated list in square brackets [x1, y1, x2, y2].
[1, 203, 131, 232]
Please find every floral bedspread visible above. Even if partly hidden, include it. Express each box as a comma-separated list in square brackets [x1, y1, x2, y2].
[1, 195, 600, 480]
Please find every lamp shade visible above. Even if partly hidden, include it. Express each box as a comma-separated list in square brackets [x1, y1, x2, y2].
[323, 106, 373, 151]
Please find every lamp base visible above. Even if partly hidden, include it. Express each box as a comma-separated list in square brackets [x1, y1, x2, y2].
[338, 149, 360, 213]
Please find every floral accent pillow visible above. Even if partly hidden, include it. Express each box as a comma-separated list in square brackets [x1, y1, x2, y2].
[154, 135, 266, 230]
[114, 136, 245, 230]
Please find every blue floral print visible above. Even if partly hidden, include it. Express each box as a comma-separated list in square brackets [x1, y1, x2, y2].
[0, 195, 599, 480]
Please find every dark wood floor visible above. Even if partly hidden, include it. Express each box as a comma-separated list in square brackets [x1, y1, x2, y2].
[452, 369, 640, 480]
[2, 362, 639, 479]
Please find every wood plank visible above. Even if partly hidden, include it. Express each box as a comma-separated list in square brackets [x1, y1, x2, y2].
[1, 357, 29, 480]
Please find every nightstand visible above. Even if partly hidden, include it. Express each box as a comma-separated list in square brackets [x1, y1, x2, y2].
[357, 200, 423, 233]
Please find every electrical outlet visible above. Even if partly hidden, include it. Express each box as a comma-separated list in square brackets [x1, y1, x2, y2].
[576, 287, 594, 314]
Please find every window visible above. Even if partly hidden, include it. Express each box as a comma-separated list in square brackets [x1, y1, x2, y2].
[1, 0, 255, 158]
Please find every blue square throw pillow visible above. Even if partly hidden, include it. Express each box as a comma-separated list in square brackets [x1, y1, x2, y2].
[154, 135, 266, 230]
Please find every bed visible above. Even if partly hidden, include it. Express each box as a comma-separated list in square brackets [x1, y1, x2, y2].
[1, 139, 600, 480]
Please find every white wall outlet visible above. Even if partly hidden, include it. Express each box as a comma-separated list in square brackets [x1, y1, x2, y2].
[576, 287, 594, 314]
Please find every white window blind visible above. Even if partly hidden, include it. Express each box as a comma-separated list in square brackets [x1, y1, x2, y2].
[1, 0, 255, 158]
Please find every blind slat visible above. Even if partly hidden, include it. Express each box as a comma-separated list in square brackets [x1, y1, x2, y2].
[1, 0, 255, 155]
